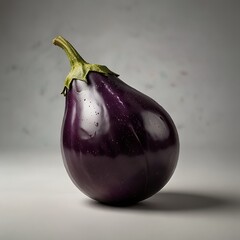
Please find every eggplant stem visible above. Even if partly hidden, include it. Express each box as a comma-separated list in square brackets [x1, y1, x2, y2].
[52, 36, 87, 67]
[52, 36, 119, 94]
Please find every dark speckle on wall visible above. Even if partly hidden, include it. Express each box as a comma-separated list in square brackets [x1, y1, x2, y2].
[39, 86, 46, 96]
[31, 41, 42, 50]
[48, 94, 59, 102]
[11, 65, 18, 71]
[5, 64, 19, 74]
[177, 123, 184, 130]
[145, 84, 153, 89]
[179, 96, 185, 103]
[180, 70, 188, 76]
[22, 127, 30, 136]
[160, 71, 167, 79]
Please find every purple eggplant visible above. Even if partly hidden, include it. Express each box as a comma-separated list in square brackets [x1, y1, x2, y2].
[53, 36, 179, 205]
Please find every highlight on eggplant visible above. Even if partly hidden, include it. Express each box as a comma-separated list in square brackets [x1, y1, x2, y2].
[53, 36, 179, 205]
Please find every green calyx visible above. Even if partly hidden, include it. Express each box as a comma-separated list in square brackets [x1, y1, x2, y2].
[52, 36, 118, 95]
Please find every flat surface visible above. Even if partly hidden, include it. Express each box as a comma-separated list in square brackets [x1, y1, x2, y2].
[1, 149, 239, 240]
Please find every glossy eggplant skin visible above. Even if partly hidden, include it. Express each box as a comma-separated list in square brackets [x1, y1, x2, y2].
[61, 72, 179, 205]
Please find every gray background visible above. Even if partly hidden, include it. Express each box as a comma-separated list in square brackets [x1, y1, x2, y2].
[0, 0, 240, 239]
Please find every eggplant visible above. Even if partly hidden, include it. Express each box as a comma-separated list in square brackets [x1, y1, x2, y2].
[53, 36, 179, 205]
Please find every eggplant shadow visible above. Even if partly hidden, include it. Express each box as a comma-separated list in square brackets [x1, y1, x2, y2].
[85, 191, 239, 212]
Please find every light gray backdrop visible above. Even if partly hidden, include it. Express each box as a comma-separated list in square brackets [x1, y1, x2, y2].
[1, 0, 240, 152]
